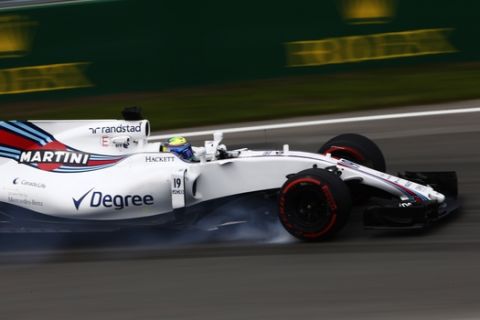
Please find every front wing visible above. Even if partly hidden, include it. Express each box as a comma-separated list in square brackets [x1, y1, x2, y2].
[363, 171, 459, 229]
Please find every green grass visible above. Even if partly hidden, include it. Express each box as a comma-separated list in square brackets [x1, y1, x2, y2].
[3, 62, 480, 131]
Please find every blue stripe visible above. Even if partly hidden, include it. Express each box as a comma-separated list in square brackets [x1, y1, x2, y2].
[82, 153, 123, 160]
[21, 121, 56, 141]
[0, 152, 19, 160]
[0, 122, 46, 146]
[0, 146, 21, 154]
[59, 164, 114, 171]
[11, 121, 53, 144]
[53, 166, 113, 173]
[89, 156, 124, 160]
[60, 163, 115, 169]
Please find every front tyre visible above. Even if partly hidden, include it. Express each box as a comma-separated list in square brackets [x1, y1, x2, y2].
[319, 133, 386, 172]
[279, 169, 352, 241]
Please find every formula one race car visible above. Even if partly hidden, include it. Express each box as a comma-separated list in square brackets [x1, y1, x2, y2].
[0, 109, 459, 241]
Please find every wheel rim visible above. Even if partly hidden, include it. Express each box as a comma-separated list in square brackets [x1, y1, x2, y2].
[294, 188, 329, 228]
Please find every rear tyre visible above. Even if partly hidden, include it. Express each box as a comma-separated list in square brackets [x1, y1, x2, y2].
[279, 169, 352, 241]
[319, 133, 386, 172]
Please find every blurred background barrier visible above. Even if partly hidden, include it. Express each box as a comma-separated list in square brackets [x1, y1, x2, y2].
[0, 0, 479, 128]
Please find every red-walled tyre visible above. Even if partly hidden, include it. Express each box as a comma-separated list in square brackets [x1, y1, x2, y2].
[319, 133, 386, 172]
[279, 169, 352, 241]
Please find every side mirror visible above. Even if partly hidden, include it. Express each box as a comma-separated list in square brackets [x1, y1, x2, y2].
[213, 131, 223, 143]
[204, 131, 224, 161]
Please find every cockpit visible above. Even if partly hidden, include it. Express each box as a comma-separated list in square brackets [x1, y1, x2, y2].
[160, 132, 241, 162]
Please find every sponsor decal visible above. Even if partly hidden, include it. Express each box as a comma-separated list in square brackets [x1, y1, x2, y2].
[89, 124, 142, 135]
[399, 202, 413, 208]
[339, 159, 360, 169]
[145, 156, 175, 163]
[0, 120, 125, 173]
[286, 28, 456, 67]
[8, 197, 43, 207]
[73, 188, 154, 211]
[101, 136, 109, 147]
[13, 177, 46, 189]
[7, 191, 43, 207]
[19, 150, 89, 165]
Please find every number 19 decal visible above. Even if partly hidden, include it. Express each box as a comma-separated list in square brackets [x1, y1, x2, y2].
[171, 170, 186, 209]
[174, 178, 182, 189]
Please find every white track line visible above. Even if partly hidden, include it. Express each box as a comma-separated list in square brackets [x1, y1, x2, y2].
[0, 0, 102, 11]
[148, 106, 480, 141]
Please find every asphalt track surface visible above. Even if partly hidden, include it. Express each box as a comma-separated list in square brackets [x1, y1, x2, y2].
[1, 100, 480, 319]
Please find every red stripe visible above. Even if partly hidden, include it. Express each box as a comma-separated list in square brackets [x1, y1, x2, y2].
[0, 129, 39, 149]
[87, 159, 121, 166]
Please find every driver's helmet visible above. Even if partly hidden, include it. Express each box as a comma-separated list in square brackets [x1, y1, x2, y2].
[164, 136, 194, 160]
